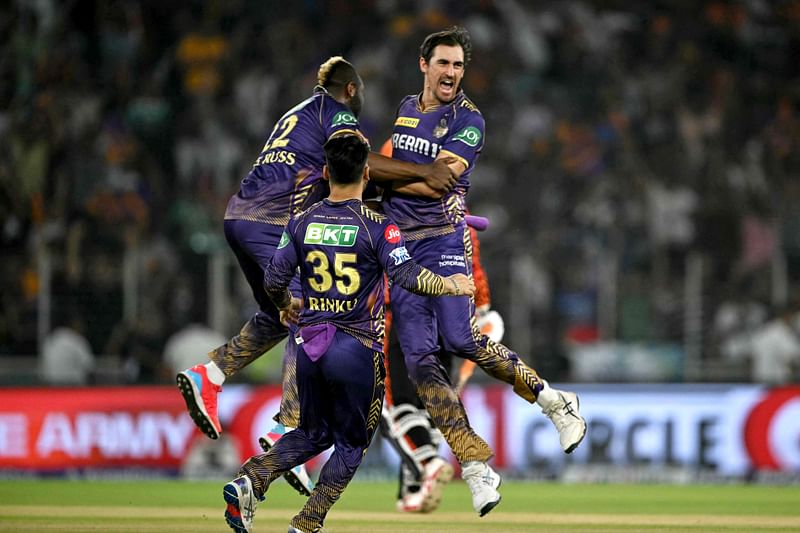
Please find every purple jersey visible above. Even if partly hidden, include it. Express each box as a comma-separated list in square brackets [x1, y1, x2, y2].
[225, 88, 361, 226]
[264, 199, 447, 352]
[382, 92, 485, 240]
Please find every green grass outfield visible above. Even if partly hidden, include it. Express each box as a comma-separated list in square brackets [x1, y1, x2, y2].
[0, 479, 798, 532]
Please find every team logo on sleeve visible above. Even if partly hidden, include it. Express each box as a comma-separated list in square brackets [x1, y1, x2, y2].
[384, 224, 401, 244]
[304, 223, 359, 246]
[331, 111, 358, 127]
[453, 126, 482, 147]
[277, 231, 291, 249]
[389, 246, 411, 265]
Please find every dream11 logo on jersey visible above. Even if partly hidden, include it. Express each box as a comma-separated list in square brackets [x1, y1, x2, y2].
[744, 386, 800, 471]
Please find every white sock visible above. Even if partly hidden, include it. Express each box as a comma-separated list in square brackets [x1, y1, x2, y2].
[204, 361, 226, 386]
[535, 379, 559, 409]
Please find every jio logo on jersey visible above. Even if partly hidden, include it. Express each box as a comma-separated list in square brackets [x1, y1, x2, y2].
[384, 224, 401, 244]
[304, 223, 359, 246]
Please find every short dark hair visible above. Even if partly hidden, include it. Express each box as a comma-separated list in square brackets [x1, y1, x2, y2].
[317, 56, 359, 89]
[323, 134, 370, 184]
[419, 26, 472, 66]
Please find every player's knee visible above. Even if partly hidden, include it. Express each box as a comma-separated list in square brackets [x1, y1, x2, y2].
[304, 429, 334, 450]
[406, 357, 440, 384]
[441, 334, 478, 357]
[335, 443, 367, 471]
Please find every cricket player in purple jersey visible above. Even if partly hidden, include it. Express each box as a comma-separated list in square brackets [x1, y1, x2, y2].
[222, 134, 474, 533]
[176, 56, 456, 497]
[381, 27, 588, 516]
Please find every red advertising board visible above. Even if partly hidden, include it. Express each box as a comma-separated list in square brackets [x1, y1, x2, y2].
[0, 385, 283, 471]
[1, 384, 798, 476]
[0, 387, 197, 469]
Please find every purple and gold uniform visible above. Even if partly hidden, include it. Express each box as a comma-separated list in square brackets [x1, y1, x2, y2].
[213, 87, 361, 426]
[384, 92, 544, 464]
[240, 198, 453, 532]
[226, 88, 360, 227]
[382, 92, 481, 240]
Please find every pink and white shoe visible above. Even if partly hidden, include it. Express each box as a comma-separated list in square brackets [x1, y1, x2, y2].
[396, 490, 425, 513]
[259, 423, 315, 496]
[396, 457, 453, 513]
[176, 364, 222, 439]
[417, 457, 453, 512]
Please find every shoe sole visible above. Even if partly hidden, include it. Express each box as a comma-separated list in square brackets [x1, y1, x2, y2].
[258, 437, 313, 496]
[564, 395, 587, 454]
[397, 499, 423, 513]
[176, 373, 220, 440]
[479, 494, 501, 517]
[223, 483, 248, 533]
[420, 462, 454, 512]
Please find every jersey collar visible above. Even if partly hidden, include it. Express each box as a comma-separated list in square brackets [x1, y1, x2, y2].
[416, 90, 465, 113]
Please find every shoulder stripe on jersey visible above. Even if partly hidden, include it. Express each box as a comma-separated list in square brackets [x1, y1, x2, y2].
[296, 200, 327, 223]
[317, 92, 326, 125]
[358, 203, 386, 223]
[439, 149, 470, 170]
[344, 204, 376, 250]
[327, 128, 360, 141]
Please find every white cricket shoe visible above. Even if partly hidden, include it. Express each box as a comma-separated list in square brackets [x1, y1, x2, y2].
[541, 390, 587, 454]
[223, 475, 261, 533]
[461, 461, 501, 517]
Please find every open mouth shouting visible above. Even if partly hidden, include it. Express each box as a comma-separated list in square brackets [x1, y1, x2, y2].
[438, 78, 456, 101]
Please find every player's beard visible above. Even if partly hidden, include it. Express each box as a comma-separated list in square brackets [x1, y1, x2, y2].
[350, 92, 363, 117]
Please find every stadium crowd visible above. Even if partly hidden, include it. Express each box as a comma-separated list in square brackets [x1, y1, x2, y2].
[2, 0, 800, 384]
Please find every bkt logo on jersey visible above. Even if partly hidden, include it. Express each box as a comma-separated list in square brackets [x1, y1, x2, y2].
[304, 223, 359, 246]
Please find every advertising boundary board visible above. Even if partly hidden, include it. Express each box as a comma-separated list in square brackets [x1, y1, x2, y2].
[0, 384, 797, 477]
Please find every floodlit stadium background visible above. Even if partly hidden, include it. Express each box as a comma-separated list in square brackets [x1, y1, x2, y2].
[1, 1, 799, 485]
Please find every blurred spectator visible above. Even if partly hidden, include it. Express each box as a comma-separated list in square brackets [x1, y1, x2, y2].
[163, 323, 226, 378]
[40, 311, 95, 385]
[749, 306, 800, 385]
[107, 314, 165, 384]
[3, 1, 800, 385]
[713, 284, 768, 364]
